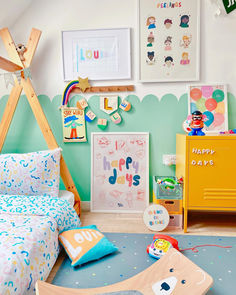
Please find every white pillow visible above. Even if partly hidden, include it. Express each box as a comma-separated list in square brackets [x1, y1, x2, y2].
[0, 148, 61, 197]
[59, 190, 75, 206]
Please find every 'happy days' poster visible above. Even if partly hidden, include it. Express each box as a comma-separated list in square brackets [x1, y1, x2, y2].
[139, 0, 200, 82]
[91, 133, 149, 213]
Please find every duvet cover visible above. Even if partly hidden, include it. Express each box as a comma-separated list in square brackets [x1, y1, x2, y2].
[0, 195, 80, 295]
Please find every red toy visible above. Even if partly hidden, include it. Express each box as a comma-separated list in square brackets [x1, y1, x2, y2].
[147, 234, 232, 260]
[147, 234, 179, 260]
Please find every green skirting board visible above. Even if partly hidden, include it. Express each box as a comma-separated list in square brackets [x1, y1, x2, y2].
[52, 233, 236, 295]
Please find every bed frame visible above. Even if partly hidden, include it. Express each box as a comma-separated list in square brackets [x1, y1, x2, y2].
[0, 27, 81, 215]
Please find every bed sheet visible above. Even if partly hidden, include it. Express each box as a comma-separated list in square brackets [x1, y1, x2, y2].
[0, 195, 80, 295]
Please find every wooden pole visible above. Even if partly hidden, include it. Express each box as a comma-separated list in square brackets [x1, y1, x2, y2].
[0, 56, 23, 72]
[0, 84, 22, 152]
[0, 27, 81, 215]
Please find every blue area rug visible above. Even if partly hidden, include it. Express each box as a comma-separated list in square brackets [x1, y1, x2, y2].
[52, 233, 236, 295]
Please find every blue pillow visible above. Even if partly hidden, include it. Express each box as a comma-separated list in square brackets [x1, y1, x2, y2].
[59, 225, 118, 267]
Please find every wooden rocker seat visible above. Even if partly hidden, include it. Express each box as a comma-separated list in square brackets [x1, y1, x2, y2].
[36, 249, 213, 295]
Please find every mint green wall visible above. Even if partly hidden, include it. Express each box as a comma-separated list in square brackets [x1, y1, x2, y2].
[0, 93, 236, 201]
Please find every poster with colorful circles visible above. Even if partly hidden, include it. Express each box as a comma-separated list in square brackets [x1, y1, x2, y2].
[138, 0, 200, 82]
[188, 84, 228, 133]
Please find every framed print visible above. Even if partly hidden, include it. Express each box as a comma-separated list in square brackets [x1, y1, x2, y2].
[188, 84, 228, 133]
[91, 132, 149, 213]
[62, 28, 131, 81]
[138, 0, 200, 82]
[61, 107, 87, 142]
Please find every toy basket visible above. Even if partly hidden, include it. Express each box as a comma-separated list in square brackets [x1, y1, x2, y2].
[153, 176, 183, 201]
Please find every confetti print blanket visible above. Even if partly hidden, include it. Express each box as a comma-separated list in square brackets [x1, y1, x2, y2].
[0, 195, 81, 295]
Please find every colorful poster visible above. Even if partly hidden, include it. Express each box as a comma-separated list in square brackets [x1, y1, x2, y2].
[62, 28, 131, 81]
[91, 133, 149, 213]
[61, 107, 87, 142]
[188, 84, 228, 133]
[139, 0, 200, 82]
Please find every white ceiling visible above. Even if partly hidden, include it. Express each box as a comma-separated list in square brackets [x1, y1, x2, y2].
[0, 0, 32, 28]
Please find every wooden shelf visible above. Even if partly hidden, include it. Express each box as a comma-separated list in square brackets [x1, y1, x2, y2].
[72, 85, 134, 94]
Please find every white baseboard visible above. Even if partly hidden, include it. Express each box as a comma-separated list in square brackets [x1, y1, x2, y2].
[81, 201, 90, 212]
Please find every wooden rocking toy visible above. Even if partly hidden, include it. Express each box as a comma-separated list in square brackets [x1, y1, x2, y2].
[0, 27, 81, 215]
[36, 249, 213, 295]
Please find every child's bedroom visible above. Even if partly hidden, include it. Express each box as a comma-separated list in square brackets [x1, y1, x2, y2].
[0, 0, 235, 294]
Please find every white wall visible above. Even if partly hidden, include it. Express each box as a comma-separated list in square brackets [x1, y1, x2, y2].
[0, 0, 236, 100]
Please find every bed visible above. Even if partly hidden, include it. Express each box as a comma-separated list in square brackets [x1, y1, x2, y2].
[0, 193, 80, 295]
[0, 148, 81, 294]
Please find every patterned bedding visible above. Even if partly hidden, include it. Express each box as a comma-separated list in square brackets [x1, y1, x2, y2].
[0, 195, 81, 295]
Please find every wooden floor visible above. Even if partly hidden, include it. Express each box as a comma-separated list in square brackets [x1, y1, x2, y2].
[47, 210, 236, 283]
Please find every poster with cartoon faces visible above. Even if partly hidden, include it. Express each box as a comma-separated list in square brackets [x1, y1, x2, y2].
[91, 133, 149, 213]
[139, 0, 200, 82]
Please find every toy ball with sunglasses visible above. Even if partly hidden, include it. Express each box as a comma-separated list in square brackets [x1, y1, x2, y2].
[187, 111, 206, 136]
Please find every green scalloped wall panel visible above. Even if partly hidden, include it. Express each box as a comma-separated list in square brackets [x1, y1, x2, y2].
[0, 93, 235, 201]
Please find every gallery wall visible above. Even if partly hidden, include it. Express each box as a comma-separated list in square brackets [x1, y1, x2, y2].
[0, 0, 236, 98]
[0, 0, 236, 202]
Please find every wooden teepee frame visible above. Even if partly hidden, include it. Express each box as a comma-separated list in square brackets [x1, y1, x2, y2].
[0, 27, 81, 215]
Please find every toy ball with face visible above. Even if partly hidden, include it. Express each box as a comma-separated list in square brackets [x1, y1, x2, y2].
[188, 111, 206, 136]
[147, 234, 179, 260]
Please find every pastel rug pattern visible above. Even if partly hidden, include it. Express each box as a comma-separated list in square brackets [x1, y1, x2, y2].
[52, 233, 236, 295]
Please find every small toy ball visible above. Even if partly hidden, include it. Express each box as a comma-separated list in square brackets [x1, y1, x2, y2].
[147, 234, 179, 260]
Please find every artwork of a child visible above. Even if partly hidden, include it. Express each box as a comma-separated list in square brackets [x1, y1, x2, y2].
[64, 115, 83, 139]
[147, 32, 154, 47]
[146, 51, 156, 65]
[180, 15, 190, 28]
[164, 36, 172, 51]
[180, 52, 190, 65]
[164, 56, 174, 68]
[164, 18, 172, 29]
[180, 34, 192, 48]
[146, 16, 156, 29]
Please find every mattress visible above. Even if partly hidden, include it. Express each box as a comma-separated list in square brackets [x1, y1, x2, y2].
[0, 194, 80, 295]
[58, 190, 75, 207]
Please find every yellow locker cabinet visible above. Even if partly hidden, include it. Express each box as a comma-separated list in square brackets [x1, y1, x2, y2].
[176, 134, 236, 232]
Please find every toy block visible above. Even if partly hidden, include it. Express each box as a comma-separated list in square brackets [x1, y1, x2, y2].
[119, 99, 131, 111]
[85, 110, 96, 122]
[97, 118, 108, 130]
[110, 112, 122, 124]
[77, 98, 88, 110]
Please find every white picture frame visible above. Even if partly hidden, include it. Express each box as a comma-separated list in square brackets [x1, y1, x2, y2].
[187, 84, 228, 134]
[91, 132, 149, 213]
[61, 28, 131, 81]
[138, 0, 200, 82]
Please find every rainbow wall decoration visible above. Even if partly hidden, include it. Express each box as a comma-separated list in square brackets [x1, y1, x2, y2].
[62, 80, 80, 107]
[61, 79, 87, 142]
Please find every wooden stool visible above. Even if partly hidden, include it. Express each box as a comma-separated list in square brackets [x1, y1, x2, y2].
[36, 248, 213, 295]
